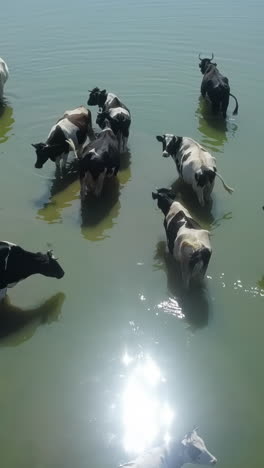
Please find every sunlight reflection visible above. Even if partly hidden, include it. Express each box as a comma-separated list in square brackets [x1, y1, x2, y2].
[121, 354, 174, 454]
[157, 298, 185, 319]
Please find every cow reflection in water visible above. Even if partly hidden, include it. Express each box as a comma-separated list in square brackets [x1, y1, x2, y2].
[154, 241, 209, 330]
[81, 177, 121, 241]
[196, 97, 237, 154]
[0, 103, 14, 145]
[37, 161, 80, 224]
[0, 292, 65, 346]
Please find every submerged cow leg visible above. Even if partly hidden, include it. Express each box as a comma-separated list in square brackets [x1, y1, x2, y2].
[55, 157, 61, 169]
[211, 100, 220, 114]
[61, 153, 69, 170]
[94, 169, 107, 197]
[196, 187, 205, 207]
[80, 179, 88, 200]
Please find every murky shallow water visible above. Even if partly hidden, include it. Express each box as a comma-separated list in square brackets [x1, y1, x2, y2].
[0, 0, 263, 467]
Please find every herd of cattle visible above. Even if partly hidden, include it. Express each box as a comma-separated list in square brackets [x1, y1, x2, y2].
[0, 53, 238, 304]
[0, 53, 239, 466]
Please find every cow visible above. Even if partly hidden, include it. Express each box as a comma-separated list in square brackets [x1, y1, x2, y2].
[152, 188, 212, 288]
[156, 134, 234, 206]
[0, 57, 9, 100]
[0, 241, 64, 301]
[87, 87, 131, 153]
[199, 53, 238, 118]
[79, 118, 119, 198]
[32, 106, 95, 171]
[120, 427, 217, 468]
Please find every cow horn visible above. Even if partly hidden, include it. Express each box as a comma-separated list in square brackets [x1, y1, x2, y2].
[211, 53, 214, 60]
[199, 53, 202, 60]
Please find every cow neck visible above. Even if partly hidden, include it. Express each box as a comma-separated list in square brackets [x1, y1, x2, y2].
[164, 442, 186, 468]
[5, 247, 44, 283]
[171, 137, 182, 157]
[98, 92, 107, 110]
[0, 244, 13, 288]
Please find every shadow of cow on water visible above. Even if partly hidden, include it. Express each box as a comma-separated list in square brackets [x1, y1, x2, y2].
[0, 292, 65, 346]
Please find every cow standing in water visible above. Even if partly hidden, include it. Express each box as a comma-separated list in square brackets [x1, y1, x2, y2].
[121, 427, 217, 468]
[199, 53, 238, 118]
[32, 106, 95, 171]
[0, 241, 64, 301]
[156, 134, 234, 206]
[87, 87, 131, 152]
[152, 189, 212, 288]
[79, 119, 119, 198]
[0, 57, 9, 100]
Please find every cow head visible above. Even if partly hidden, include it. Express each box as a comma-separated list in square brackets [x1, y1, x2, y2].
[156, 134, 182, 158]
[87, 87, 107, 107]
[36, 250, 65, 279]
[199, 53, 217, 74]
[152, 187, 176, 215]
[180, 427, 217, 465]
[31, 143, 65, 168]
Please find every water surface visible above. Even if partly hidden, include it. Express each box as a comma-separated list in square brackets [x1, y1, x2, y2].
[0, 1, 263, 467]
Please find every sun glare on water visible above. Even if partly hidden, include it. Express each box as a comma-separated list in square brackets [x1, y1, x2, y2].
[121, 353, 174, 454]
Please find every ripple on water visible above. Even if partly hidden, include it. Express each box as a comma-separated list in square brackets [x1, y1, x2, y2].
[213, 273, 264, 298]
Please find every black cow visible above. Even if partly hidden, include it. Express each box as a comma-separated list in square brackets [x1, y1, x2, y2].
[79, 119, 120, 199]
[199, 54, 238, 118]
[32, 106, 95, 171]
[87, 87, 131, 152]
[0, 241, 64, 301]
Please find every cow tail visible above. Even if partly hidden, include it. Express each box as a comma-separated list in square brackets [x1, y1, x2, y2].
[229, 93, 239, 115]
[215, 172, 234, 194]
[65, 138, 78, 159]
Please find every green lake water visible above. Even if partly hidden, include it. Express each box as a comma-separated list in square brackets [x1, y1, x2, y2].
[0, 0, 263, 467]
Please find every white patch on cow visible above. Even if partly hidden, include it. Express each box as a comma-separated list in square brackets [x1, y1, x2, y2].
[0, 58, 9, 98]
[46, 107, 91, 169]
[105, 93, 118, 106]
[165, 201, 211, 288]
[63, 106, 88, 117]
[166, 201, 191, 227]
[109, 107, 130, 118]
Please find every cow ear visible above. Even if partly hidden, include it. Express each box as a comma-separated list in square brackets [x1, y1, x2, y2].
[156, 135, 163, 142]
[101, 89, 106, 94]
[31, 143, 38, 149]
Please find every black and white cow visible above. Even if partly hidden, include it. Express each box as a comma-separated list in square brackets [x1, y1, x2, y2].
[79, 119, 119, 198]
[156, 134, 234, 206]
[0, 57, 9, 100]
[199, 53, 238, 118]
[121, 427, 217, 468]
[87, 87, 131, 153]
[152, 188, 212, 288]
[0, 241, 64, 301]
[32, 106, 95, 170]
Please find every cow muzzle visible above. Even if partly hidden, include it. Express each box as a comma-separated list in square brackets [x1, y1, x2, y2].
[162, 151, 170, 158]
